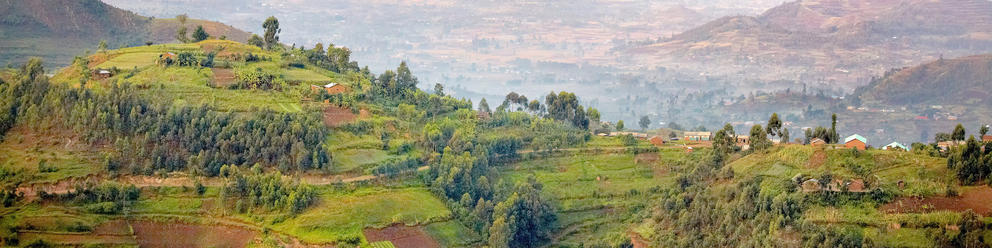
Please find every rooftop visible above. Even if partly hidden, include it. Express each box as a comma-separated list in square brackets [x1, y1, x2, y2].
[844, 134, 867, 144]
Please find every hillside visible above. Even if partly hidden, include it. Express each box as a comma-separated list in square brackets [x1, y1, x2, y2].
[0, 33, 598, 246]
[0, 0, 250, 68]
[853, 54, 992, 107]
[625, 0, 992, 91]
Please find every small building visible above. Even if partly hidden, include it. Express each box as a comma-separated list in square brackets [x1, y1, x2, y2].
[937, 141, 965, 150]
[846, 179, 867, 193]
[844, 134, 867, 150]
[983, 135, 992, 143]
[312, 83, 349, 95]
[883, 142, 908, 151]
[810, 138, 826, 147]
[684, 132, 712, 142]
[734, 135, 750, 146]
[91, 68, 114, 79]
[801, 179, 821, 192]
[649, 136, 666, 146]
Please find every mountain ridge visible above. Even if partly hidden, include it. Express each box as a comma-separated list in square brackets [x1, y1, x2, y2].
[0, 0, 251, 68]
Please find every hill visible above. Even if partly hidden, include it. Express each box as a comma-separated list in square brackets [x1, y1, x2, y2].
[0, 0, 250, 68]
[852, 54, 992, 107]
[625, 0, 992, 91]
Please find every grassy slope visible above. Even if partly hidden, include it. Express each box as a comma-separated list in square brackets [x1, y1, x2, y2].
[726, 145, 969, 247]
[0, 39, 472, 246]
[501, 143, 684, 246]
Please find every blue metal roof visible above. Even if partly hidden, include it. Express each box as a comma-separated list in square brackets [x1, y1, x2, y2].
[844, 134, 867, 144]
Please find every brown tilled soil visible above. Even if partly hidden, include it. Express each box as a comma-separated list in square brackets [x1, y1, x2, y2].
[881, 186, 992, 215]
[363, 224, 440, 248]
[211, 68, 236, 87]
[323, 106, 362, 127]
[131, 220, 259, 248]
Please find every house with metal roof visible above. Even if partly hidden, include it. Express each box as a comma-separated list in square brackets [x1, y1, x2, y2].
[883, 142, 908, 151]
[844, 134, 867, 150]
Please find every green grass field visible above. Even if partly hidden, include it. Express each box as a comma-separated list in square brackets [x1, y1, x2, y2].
[124, 66, 307, 113]
[729, 145, 950, 197]
[501, 152, 673, 246]
[270, 187, 451, 244]
[423, 220, 481, 247]
[283, 68, 332, 83]
[96, 52, 160, 69]
[0, 127, 105, 185]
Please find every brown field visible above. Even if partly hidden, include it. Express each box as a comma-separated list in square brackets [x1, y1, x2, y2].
[211, 68, 236, 87]
[363, 224, 440, 248]
[131, 220, 259, 248]
[323, 105, 368, 127]
[881, 186, 992, 215]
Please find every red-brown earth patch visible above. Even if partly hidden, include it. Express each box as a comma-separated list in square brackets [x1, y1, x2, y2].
[211, 68, 236, 87]
[881, 186, 992, 215]
[363, 224, 440, 248]
[131, 220, 259, 248]
[807, 148, 826, 168]
[323, 105, 368, 127]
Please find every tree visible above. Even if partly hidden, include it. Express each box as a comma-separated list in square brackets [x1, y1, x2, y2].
[713, 124, 737, 156]
[639, 116, 651, 130]
[781, 128, 790, 144]
[176, 14, 188, 25]
[478, 98, 491, 113]
[176, 26, 189, 43]
[248, 34, 264, 48]
[750, 125, 771, 151]
[953, 124, 967, 141]
[192, 25, 209, 42]
[616, 120, 625, 131]
[98, 40, 108, 51]
[766, 113, 782, 137]
[263, 16, 281, 49]
[829, 114, 839, 143]
[935, 133, 952, 142]
[21, 57, 44, 82]
[587, 107, 600, 124]
[434, 83, 444, 96]
[981, 125, 989, 136]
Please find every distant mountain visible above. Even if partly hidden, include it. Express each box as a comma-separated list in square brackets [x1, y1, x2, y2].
[0, 0, 250, 68]
[852, 54, 992, 107]
[626, 0, 992, 91]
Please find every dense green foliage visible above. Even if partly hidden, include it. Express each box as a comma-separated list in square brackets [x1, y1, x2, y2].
[41, 182, 140, 214]
[220, 165, 318, 214]
[0, 61, 330, 176]
[946, 136, 992, 185]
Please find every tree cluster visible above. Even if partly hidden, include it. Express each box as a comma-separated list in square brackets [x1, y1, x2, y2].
[220, 165, 318, 214]
[1, 61, 331, 177]
[946, 136, 992, 185]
